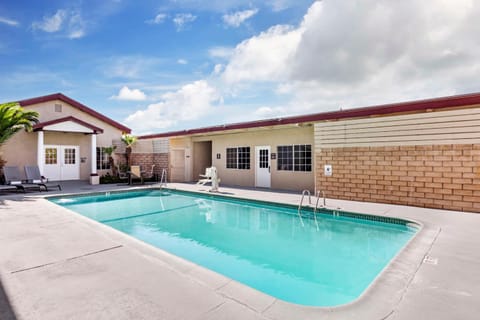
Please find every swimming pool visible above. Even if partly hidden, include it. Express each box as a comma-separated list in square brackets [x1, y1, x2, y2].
[50, 189, 418, 307]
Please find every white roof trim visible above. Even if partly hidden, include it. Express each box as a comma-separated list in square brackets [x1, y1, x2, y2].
[43, 121, 95, 133]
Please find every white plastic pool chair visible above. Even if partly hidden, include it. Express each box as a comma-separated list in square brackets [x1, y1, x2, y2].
[197, 167, 212, 185]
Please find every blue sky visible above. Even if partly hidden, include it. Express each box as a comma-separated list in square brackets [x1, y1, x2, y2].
[1, 0, 479, 135]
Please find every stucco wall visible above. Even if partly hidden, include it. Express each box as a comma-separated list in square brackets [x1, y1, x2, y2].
[0, 131, 37, 180]
[192, 126, 315, 191]
[1, 99, 125, 180]
[25, 99, 124, 146]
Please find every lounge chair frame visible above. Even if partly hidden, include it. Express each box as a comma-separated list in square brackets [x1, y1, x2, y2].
[24, 166, 62, 191]
[3, 166, 42, 192]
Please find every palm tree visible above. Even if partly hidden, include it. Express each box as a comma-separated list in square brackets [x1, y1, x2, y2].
[0, 102, 39, 168]
[103, 145, 117, 176]
[121, 133, 137, 168]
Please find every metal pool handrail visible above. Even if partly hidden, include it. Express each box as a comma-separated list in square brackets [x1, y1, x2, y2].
[159, 168, 168, 188]
[297, 190, 312, 227]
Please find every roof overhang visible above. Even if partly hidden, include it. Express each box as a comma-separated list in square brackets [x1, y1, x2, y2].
[138, 91, 480, 140]
[19, 93, 131, 133]
[33, 116, 104, 134]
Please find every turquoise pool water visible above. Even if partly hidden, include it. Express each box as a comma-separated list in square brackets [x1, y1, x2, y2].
[50, 189, 417, 307]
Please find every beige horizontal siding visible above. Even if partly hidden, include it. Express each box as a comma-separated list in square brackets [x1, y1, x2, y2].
[315, 106, 480, 149]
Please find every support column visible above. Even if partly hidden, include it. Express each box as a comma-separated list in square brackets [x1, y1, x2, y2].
[37, 131, 44, 175]
[90, 134, 99, 185]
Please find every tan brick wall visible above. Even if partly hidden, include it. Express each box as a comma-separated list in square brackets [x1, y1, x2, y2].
[316, 145, 480, 212]
[130, 153, 169, 179]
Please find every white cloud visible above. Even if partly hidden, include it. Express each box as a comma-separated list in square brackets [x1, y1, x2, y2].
[173, 13, 196, 31]
[213, 64, 224, 75]
[222, 8, 258, 27]
[165, 0, 306, 12]
[177, 59, 188, 65]
[222, 24, 303, 83]
[127, 0, 480, 133]
[32, 10, 66, 32]
[125, 80, 220, 133]
[208, 46, 234, 59]
[0, 17, 19, 26]
[217, 0, 480, 119]
[32, 9, 86, 39]
[146, 13, 167, 24]
[111, 86, 147, 101]
[268, 0, 295, 12]
[67, 12, 86, 39]
[102, 56, 162, 79]
[253, 106, 288, 118]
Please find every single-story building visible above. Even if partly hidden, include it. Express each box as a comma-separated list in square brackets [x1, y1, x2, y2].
[1, 93, 131, 183]
[137, 92, 480, 213]
[4, 92, 480, 212]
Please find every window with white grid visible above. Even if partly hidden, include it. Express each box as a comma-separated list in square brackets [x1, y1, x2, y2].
[226, 147, 250, 170]
[64, 148, 76, 164]
[45, 148, 57, 165]
[277, 144, 311, 172]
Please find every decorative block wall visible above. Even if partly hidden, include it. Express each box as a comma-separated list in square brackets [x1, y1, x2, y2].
[316, 145, 480, 212]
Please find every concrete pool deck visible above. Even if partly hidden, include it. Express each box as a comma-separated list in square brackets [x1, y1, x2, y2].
[0, 181, 479, 319]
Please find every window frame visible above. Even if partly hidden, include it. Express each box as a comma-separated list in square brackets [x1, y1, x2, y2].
[226, 146, 251, 170]
[277, 144, 312, 172]
[45, 147, 58, 165]
[96, 147, 111, 170]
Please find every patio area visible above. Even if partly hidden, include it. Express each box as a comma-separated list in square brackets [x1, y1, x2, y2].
[0, 181, 479, 319]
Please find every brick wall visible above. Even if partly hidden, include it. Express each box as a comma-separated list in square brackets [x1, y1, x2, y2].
[129, 153, 169, 180]
[316, 145, 480, 212]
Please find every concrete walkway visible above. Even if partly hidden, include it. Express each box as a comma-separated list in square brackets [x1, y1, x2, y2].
[0, 181, 479, 319]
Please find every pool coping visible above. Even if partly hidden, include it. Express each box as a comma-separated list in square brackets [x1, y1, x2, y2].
[48, 187, 419, 228]
[43, 185, 438, 319]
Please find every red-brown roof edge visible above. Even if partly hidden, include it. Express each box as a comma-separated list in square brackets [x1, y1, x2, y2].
[139, 91, 480, 140]
[19, 93, 131, 133]
[33, 116, 104, 133]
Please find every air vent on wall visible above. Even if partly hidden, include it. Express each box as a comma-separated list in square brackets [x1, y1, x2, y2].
[54, 104, 62, 112]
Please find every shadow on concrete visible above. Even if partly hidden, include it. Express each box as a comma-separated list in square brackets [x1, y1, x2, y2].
[0, 276, 17, 320]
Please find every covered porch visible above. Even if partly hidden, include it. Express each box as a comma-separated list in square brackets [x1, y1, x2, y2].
[33, 116, 103, 184]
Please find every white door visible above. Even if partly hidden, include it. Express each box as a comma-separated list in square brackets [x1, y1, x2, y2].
[44, 145, 80, 181]
[170, 148, 186, 182]
[255, 146, 271, 188]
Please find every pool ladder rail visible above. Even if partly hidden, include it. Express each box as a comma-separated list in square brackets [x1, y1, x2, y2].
[297, 190, 326, 228]
[159, 168, 168, 188]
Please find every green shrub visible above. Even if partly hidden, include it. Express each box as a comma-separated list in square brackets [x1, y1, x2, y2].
[100, 173, 123, 184]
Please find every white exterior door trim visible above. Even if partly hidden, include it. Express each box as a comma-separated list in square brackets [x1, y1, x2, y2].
[43, 145, 80, 181]
[255, 146, 271, 188]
